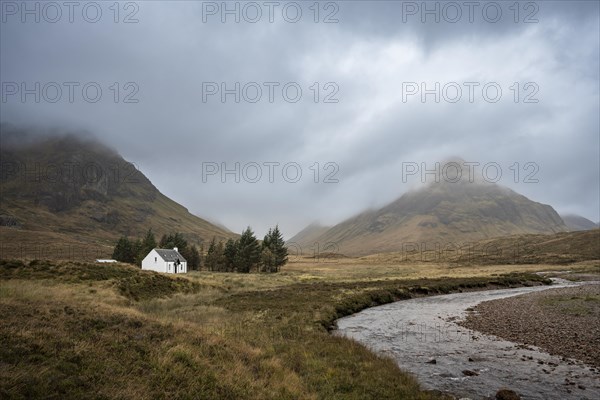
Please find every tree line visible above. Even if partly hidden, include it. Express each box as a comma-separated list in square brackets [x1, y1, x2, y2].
[112, 230, 202, 270]
[111, 225, 288, 273]
[205, 226, 288, 273]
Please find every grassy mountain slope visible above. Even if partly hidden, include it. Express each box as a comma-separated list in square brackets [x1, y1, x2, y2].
[361, 229, 600, 265]
[300, 181, 567, 256]
[561, 214, 599, 231]
[0, 127, 235, 259]
[288, 222, 331, 245]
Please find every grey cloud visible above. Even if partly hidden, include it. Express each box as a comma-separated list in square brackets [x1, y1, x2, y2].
[1, 0, 598, 237]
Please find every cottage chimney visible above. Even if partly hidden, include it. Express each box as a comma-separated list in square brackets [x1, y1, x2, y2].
[173, 247, 178, 252]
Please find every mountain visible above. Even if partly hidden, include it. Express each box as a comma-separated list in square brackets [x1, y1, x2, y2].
[289, 222, 331, 245]
[362, 229, 599, 265]
[297, 180, 568, 256]
[561, 214, 599, 231]
[0, 126, 235, 260]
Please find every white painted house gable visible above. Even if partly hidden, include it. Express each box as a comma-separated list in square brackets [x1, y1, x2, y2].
[141, 247, 187, 274]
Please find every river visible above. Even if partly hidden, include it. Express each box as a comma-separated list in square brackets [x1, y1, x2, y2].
[334, 281, 600, 399]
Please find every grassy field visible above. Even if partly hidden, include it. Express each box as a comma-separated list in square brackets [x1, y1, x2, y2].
[539, 290, 600, 317]
[1, 258, 597, 399]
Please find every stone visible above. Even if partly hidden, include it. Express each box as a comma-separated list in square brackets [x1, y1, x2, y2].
[495, 389, 521, 400]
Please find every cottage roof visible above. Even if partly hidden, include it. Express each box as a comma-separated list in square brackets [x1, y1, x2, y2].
[154, 248, 187, 262]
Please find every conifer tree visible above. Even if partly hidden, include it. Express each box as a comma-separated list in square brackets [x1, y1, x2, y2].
[205, 237, 217, 271]
[261, 225, 288, 272]
[235, 227, 260, 273]
[224, 238, 239, 272]
[187, 245, 201, 271]
[136, 229, 157, 265]
[112, 236, 135, 263]
[214, 240, 226, 271]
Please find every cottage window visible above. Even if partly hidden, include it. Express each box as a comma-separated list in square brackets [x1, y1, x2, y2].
[154, 257, 157, 262]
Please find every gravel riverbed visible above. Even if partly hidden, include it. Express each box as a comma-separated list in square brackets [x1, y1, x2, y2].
[460, 284, 600, 367]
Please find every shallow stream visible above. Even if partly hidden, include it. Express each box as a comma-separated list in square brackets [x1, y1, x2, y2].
[334, 281, 600, 399]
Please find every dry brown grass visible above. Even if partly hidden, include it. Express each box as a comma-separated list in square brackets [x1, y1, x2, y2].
[280, 257, 599, 283]
[1, 258, 587, 399]
[0, 278, 313, 399]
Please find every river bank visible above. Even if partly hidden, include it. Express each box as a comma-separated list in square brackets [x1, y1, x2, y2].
[460, 284, 600, 368]
[335, 281, 600, 399]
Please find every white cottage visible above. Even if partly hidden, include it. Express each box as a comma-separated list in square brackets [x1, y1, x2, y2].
[141, 247, 187, 274]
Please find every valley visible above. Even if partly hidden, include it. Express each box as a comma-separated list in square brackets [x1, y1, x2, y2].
[2, 2, 599, 398]
[2, 255, 598, 399]
[1, 129, 599, 399]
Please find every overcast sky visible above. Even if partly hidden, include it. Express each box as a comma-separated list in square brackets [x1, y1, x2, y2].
[2, 0, 599, 237]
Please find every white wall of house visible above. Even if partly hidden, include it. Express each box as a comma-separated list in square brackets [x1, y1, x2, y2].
[141, 249, 166, 273]
[141, 249, 188, 274]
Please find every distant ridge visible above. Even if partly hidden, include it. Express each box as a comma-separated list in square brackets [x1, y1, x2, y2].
[561, 214, 599, 232]
[294, 179, 567, 256]
[289, 222, 331, 245]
